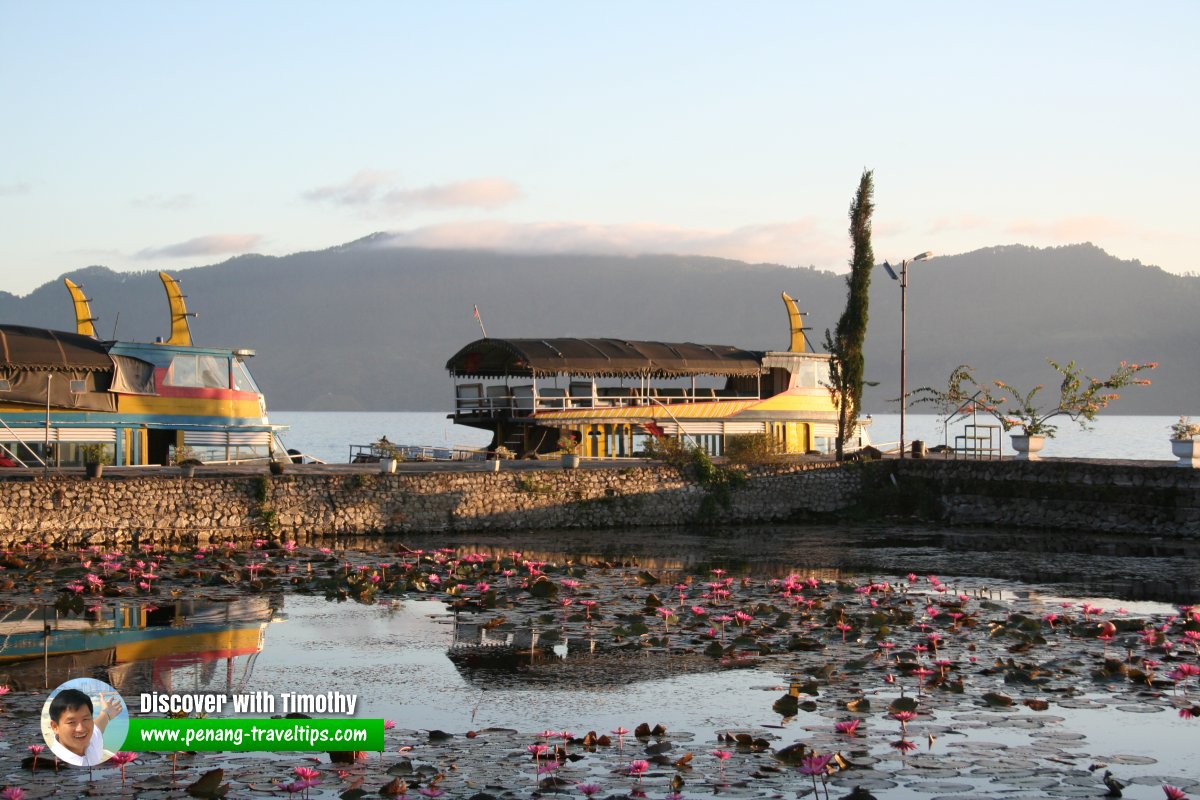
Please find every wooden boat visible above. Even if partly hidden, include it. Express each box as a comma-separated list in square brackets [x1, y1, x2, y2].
[445, 293, 870, 458]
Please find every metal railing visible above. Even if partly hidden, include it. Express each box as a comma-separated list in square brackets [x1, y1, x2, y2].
[453, 387, 761, 417]
[349, 443, 488, 464]
[943, 391, 1003, 460]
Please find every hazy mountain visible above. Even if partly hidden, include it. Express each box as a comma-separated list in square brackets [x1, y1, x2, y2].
[2, 241, 1195, 415]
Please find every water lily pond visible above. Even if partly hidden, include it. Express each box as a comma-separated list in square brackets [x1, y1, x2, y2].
[1, 525, 1198, 800]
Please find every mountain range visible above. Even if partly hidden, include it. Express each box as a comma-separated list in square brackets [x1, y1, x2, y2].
[2, 240, 1195, 415]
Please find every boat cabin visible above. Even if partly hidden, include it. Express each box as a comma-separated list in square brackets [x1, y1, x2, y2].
[445, 293, 870, 458]
[0, 273, 284, 468]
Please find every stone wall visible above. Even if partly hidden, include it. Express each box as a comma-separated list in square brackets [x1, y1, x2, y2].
[888, 459, 1200, 536]
[3, 458, 1198, 549]
[0, 461, 859, 548]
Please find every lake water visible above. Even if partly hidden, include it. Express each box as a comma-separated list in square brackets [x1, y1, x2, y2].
[6, 529, 1198, 799]
[273, 411, 1183, 464]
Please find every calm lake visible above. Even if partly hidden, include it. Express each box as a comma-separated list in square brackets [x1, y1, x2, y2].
[4, 528, 1198, 799]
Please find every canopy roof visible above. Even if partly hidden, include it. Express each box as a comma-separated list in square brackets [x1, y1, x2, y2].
[446, 338, 765, 378]
[0, 325, 114, 372]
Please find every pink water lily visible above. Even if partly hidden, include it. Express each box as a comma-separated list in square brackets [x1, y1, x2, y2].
[293, 766, 320, 782]
[26, 745, 43, 773]
[798, 752, 833, 776]
[109, 751, 136, 783]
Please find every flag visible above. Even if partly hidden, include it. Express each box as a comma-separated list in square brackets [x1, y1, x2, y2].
[473, 304, 480, 321]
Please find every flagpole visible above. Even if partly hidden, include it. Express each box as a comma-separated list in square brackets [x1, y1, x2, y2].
[473, 305, 488, 338]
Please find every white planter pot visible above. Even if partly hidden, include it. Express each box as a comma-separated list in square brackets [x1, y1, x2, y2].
[1171, 438, 1200, 468]
[379, 458, 398, 474]
[1010, 434, 1046, 461]
[561, 453, 581, 470]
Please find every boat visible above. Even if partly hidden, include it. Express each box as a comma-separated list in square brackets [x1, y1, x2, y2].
[445, 293, 871, 458]
[0, 273, 286, 467]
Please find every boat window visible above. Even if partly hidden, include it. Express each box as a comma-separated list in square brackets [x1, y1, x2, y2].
[232, 360, 260, 393]
[197, 356, 228, 389]
[794, 363, 817, 388]
[790, 361, 831, 389]
[69, 379, 88, 394]
[167, 356, 198, 387]
[0, 379, 9, 391]
[167, 355, 231, 389]
[815, 361, 830, 387]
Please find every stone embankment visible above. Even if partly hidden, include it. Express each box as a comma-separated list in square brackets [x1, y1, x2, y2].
[0, 461, 857, 548]
[1, 457, 1197, 548]
[891, 458, 1200, 536]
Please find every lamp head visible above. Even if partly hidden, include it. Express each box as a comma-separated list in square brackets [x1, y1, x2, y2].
[880, 261, 899, 281]
[911, 251, 934, 263]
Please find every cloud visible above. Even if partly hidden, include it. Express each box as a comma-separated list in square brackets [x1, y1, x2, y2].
[380, 179, 521, 211]
[1004, 215, 1137, 241]
[303, 171, 522, 213]
[370, 218, 841, 267]
[302, 170, 397, 206]
[131, 193, 195, 211]
[136, 234, 262, 260]
[0, 182, 31, 197]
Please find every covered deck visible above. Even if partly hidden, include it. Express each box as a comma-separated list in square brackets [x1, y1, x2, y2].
[446, 337, 840, 457]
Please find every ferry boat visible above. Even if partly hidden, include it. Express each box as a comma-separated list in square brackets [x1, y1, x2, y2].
[0, 273, 285, 467]
[445, 293, 870, 458]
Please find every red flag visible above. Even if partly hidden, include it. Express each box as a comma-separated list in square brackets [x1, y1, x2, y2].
[643, 421, 666, 439]
[473, 304, 480, 320]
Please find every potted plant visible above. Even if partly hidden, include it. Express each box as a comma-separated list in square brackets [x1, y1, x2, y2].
[374, 436, 401, 473]
[558, 434, 581, 470]
[1169, 416, 1200, 468]
[173, 444, 199, 477]
[487, 444, 514, 471]
[915, 359, 1157, 461]
[79, 443, 108, 478]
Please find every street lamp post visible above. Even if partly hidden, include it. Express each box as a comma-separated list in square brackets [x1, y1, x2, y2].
[881, 251, 933, 459]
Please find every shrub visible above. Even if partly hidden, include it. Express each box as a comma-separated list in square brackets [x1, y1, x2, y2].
[725, 433, 783, 465]
[79, 443, 109, 465]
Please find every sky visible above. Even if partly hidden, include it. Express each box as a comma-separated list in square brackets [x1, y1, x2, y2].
[2, 2, 1197, 295]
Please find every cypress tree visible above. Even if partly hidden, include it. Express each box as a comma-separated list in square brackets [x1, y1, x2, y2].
[823, 169, 875, 460]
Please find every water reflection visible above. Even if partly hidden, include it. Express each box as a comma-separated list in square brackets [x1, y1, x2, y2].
[335, 525, 1199, 603]
[0, 597, 280, 692]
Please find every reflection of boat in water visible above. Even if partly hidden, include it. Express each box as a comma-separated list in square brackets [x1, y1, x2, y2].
[0, 597, 278, 693]
[446, 293, 871, 458]
[0, 272, 287, 467]
[447, 615, 725, 688]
